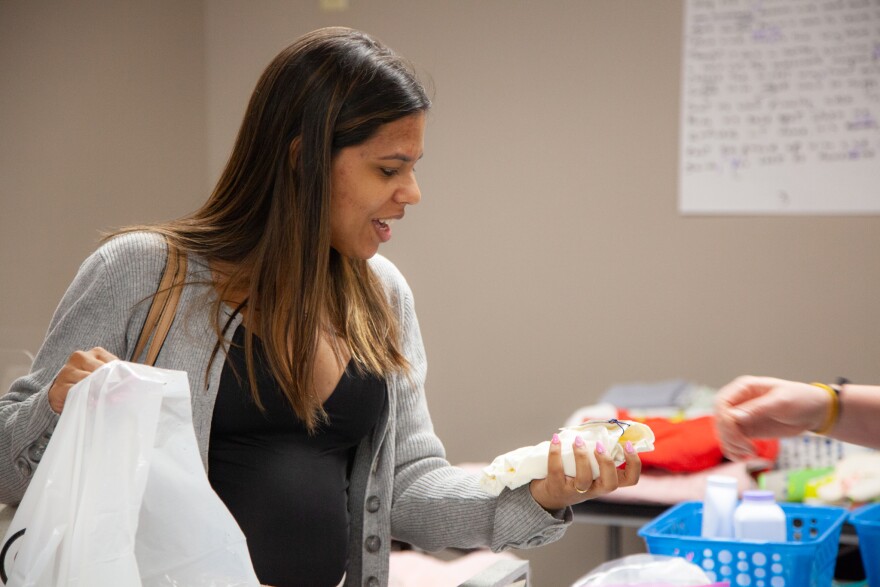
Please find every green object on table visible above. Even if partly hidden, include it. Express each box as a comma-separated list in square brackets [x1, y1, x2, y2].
[758, 467, 834, 502]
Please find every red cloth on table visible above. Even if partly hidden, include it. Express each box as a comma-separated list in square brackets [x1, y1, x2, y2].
[617, 409, 779, 473]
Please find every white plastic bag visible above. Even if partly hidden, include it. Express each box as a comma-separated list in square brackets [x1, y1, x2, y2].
[571, 554, 717, 586]
[0, 360, 259, 587]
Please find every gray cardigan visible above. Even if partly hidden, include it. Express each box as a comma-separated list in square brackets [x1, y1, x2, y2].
[0, 232, 569, 586]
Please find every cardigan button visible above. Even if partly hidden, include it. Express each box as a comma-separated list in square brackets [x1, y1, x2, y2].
[364, 576, 380, 587]
[27, 442, 45, 462]
[365, 535, 382, 553]
[366, 495, 381, 513]
[15, 457, 32, 477]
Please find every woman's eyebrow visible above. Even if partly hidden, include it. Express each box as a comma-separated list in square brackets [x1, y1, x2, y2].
[377, 152, 424, 162]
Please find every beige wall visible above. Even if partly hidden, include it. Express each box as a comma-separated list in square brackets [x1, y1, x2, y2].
[0, 0, 207, 355]
[4, 1, 880, 585]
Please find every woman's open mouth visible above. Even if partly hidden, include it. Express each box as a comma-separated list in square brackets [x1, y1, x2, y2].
[372, 218, 393, 242]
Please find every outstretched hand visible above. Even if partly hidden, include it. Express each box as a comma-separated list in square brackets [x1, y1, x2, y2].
[714, 375, 829, 461]
[528, 434, 641, 511]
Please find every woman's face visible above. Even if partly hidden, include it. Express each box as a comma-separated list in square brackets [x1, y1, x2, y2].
[329, 112, 425, 260]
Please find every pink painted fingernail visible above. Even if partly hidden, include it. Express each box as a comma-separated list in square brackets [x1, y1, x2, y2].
[574, 435, 585, 448]
[596, 441, 606, 455]
[625, 441, 634, 454]
[551, 433, 560, 445]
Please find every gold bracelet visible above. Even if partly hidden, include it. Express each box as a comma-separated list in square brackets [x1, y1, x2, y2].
[810, 383, 840, 435]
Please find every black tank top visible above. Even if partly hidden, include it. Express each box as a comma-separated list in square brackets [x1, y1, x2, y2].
[208, 325, 386, 587]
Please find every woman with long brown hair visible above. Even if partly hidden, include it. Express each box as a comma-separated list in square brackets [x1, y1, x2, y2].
[0, 27, 640, 586]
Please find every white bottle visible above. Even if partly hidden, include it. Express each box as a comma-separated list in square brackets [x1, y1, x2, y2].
[734, 490, 787, 541]
[701, 475, 738, 538]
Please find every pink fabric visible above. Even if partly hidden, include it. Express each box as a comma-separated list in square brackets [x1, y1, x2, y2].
[388, 550, 521, 587]
[596, 461, 756, 505]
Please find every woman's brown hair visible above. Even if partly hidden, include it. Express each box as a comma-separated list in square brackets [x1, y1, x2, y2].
[117, 27, 431, 430]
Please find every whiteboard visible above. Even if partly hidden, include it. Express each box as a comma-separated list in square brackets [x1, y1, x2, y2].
[679, 0, 880, 215]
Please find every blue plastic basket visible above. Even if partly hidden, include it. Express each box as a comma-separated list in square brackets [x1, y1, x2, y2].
[849, 502, 880, 586]
[637, 501, 848, 587]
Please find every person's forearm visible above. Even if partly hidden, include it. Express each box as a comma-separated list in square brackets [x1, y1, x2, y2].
[826, 384, 880, 449]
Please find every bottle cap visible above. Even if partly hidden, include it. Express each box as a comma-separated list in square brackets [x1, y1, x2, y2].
[742, 489, 776, 501]
[707, 475, 738, 488]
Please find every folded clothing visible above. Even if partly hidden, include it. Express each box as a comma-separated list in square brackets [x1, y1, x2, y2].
[599, 379, 694, 409]
[479, 419, 655, 496]
[618, 409, 778, 473]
